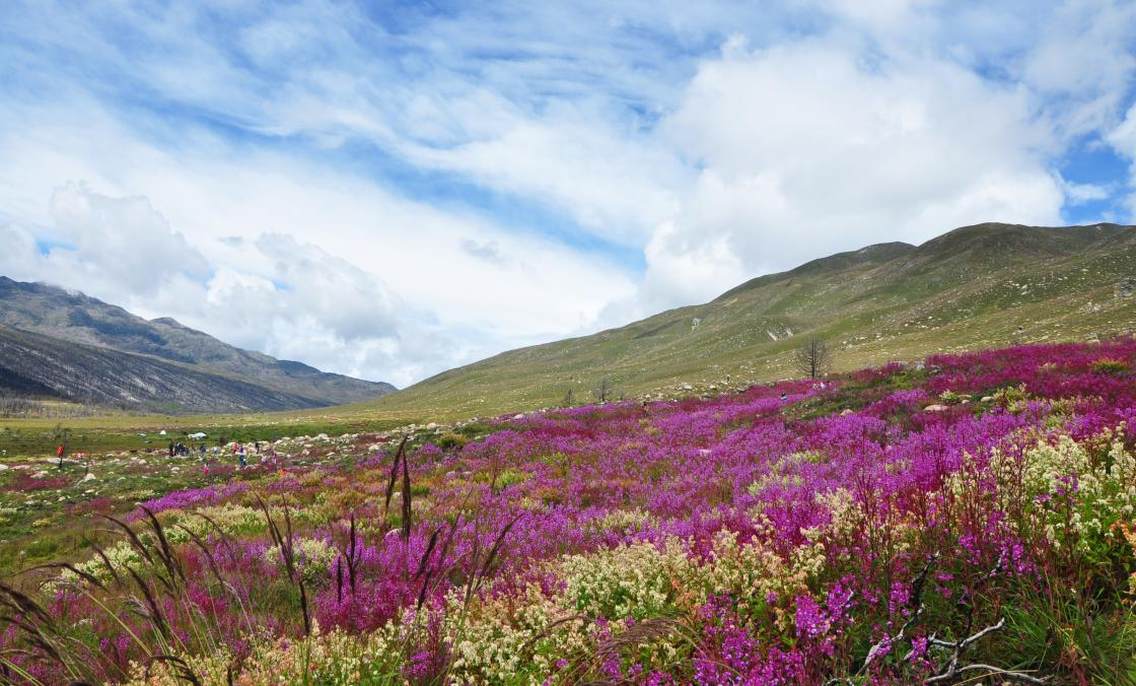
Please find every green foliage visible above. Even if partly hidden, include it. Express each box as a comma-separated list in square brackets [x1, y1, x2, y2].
[1093, 358, 1129, 376]
[998, 588, 1136, 685]
[937, 389, 969, 405]
[456, 422, 493, 438]
[992, 383, 1031, 411]
[23, 537, 60, 559]
[433, 432, 468, 451]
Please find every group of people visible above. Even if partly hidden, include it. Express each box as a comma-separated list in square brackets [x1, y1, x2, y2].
[50, 435, 273, 473]
[166, 441, 201, 457]
[164, 438, 269, 469]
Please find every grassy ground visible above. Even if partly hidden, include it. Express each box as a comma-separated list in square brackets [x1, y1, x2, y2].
[0, 420, 445, 578]
[0, 450, 232, 577]
[0, 412, 418, 456]
[0, 413, 416, 577]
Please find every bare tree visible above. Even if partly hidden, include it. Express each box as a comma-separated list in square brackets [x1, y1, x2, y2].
[793, 335, 830, 379]
[593, 377, 613, 403]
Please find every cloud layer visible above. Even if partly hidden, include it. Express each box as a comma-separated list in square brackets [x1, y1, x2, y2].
[0, 1, 1134, 385]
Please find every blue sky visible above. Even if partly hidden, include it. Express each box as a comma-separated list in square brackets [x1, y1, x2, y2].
[1, 1, 1135, 386]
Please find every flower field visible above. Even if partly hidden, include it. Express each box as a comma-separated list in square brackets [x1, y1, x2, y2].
[5, 341, 1136, 684]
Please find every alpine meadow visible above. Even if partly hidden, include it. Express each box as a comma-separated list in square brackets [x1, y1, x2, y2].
[4, 3, 1136, 685]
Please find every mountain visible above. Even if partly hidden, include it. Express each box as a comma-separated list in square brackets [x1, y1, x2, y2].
[0, 277, 395, 413]
[362, 221, 1136, 420]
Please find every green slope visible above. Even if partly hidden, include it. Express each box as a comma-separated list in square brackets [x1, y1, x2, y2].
[359, 222, 1136, 419]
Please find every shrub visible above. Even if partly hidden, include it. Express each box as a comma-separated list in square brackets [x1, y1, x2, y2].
[434, 432, 468, 451]
[1092, 357, 1128, 375]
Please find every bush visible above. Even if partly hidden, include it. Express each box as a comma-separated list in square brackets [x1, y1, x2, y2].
[433, 432, 468, 451]
[1092, 358, 1128, 375]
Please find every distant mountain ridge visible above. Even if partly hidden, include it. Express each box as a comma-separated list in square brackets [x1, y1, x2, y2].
[358, 221, 1136, 421]
[0, 277, 395, 413]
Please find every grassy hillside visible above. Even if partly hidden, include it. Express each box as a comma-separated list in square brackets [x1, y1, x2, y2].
[359, 222, 1136, 420]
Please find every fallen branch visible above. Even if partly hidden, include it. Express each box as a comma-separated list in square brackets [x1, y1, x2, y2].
[924, 618, 1048, 684]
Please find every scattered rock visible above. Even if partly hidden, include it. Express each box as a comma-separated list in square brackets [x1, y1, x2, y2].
[923, 404, 949, 412]
[80, 473, 96, 482]
[1117, 277, 1136, 298]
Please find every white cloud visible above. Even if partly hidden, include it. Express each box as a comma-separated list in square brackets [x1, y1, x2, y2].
[0, 0, 1133, 387]
[1020, 0, 1136, 139]
[0, 224, 43, 282]
[1107, 103, 1136, 214]
[0, 126, 636, 385]
[47, 184, 210, 296]
[630, 38, 1064, 307]
[404, 104, 687, 245]
[1060, 177, 1112, 205]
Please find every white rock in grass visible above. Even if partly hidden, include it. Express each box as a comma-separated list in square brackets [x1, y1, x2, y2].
[923, 404, 949, 412]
